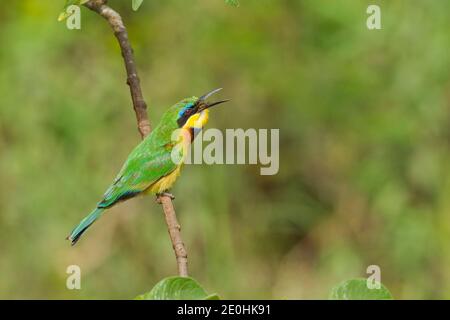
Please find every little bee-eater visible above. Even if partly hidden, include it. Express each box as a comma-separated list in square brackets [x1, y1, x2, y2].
[68, 88, 228, 245]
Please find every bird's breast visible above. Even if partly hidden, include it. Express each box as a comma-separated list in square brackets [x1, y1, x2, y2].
[146, 164, 183, 194]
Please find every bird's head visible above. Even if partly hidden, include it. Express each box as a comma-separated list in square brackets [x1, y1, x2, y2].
[174, 88, 229, 130]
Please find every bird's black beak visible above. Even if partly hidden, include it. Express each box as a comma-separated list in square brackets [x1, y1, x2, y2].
[197, 88, 230, 112]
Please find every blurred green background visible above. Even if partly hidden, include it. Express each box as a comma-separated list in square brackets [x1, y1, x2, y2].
[0, 0, 449, 299]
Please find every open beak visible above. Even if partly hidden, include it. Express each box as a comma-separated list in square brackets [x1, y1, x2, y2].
[197, 88, 230, 112]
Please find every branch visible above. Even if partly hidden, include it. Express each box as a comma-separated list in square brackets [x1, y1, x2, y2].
[85, 0, 189, 277]
[85, 0, 150, 138]
[158, 196, 188, 277]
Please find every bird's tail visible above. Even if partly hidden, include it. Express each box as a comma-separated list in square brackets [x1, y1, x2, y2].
[67, 207, 104, 246]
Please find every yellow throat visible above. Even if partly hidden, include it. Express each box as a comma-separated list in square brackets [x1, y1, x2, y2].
[146, 110, 210, 194]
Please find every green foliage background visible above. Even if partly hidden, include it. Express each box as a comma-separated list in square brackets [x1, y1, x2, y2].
[0, 0, 449, 299]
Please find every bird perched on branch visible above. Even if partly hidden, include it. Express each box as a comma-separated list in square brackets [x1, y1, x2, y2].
[67, 88, 228, 245]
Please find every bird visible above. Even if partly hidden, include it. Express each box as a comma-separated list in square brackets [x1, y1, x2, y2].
[67, 88, 228, 245]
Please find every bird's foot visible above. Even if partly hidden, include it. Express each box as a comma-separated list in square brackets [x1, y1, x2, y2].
[160, 191, 175, 200]
[156, 192, 175, 203]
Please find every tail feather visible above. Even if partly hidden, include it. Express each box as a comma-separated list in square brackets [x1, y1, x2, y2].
[67, 208, 104, 246]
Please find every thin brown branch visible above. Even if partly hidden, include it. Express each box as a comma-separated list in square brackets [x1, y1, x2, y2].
[158, 196, 189, 277]
[85, 0, 188, 277]
[85, 0, 151, 138]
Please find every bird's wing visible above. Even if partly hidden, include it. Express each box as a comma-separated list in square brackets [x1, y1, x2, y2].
[97, 143, 176, 208]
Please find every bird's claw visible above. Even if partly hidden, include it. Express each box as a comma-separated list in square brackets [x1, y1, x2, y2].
[156, 192, 175, 203]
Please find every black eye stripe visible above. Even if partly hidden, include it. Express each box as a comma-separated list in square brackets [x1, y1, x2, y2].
[177, 101, 199, 127]
[177, 111, 192, 127]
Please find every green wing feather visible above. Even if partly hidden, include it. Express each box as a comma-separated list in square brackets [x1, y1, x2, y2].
[68, 141, 176, 245]
[99, 143, 177, 208]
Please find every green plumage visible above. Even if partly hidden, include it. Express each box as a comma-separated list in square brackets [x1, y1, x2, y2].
[68, 97, 198, 245]
[68, 208, 104, 244]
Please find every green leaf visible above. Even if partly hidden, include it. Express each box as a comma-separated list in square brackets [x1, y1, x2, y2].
[225, 0, 240, 7]
[58, 0, 88, 22]
[57, 11, 71, 22]
[329, 279, 393, 300]
[132, 0, 144, 11]
[135, 276, 220, 300]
